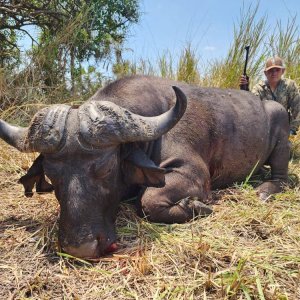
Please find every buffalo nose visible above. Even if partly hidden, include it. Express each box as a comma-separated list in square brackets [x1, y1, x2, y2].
[63, 240, 98, 259]
[62, 240, 118, 259]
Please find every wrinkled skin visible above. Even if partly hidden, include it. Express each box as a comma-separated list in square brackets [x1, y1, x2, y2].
[0, 76, 290, 258]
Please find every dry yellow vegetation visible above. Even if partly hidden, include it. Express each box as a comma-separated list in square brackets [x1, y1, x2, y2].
[0, 139, 299, 299]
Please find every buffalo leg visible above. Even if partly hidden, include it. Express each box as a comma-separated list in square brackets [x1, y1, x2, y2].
[139, 169, 212, 223]
[18, 154, 53, 197]
[256, 102, 290, 200]
[256, 140, 290, 200]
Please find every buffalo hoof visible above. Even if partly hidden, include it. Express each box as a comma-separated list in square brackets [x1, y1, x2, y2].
[178, 197, 213, 218]
[19, 174, 53, 197]
[18, 175, 36, 198]
[256, 180, 285, 202]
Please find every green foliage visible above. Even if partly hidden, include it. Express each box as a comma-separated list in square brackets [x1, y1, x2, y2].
[112, 46, 200, 84]
[176, 43, 200, 84]
[113, 56, 156, 78]
[0, 0, 139, 94]
[0, 29, 20, 69]
[158, 51, 175, 79]
[268, 17, 300, 83]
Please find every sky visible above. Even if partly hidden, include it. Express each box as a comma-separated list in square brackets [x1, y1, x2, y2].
[17, 0, 300, 73]
[122, 0, 300, 66]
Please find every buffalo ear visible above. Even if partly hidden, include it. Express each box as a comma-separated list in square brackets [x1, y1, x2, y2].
[121, 145, 166, 187]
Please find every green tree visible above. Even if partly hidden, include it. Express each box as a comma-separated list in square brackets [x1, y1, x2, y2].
[0, 0, 139, 91]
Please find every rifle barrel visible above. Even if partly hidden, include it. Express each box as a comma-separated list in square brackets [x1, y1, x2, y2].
[243, 46, 250, 75]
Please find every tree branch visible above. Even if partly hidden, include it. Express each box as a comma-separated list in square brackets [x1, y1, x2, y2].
[0, 33, 18, 50]
[18, 28, 39, 46]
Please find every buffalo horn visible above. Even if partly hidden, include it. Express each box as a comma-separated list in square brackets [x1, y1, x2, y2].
[0, 105, 71, 153]
[0, 120, 29, 151]
[79, 86, 187, 146]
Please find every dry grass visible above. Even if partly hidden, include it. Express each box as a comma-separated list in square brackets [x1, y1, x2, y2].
[0, 139, 299, 300]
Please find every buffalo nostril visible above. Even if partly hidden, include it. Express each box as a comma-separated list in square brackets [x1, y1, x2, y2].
[105, 242, 118, 253]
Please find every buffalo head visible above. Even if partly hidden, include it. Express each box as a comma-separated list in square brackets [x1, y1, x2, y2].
[0, 86, 187, 258]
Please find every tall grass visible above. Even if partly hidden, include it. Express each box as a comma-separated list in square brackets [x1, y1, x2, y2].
[268, 16, 300, 82]
[158, 50, 175, 79]
[176, 43, 201, 84]
[112, 45, 200, 84]
[2, 3, 300, 123]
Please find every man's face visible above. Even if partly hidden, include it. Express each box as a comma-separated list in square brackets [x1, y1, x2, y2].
[264, 67, 285, 86]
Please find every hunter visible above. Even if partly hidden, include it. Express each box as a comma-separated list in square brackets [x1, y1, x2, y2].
[240, 56, 300, 135]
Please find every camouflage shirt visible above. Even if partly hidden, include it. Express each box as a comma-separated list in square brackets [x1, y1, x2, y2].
[251, 78, 300, 132]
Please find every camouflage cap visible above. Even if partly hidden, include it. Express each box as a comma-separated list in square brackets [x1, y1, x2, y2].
[264, 56, 285, 71]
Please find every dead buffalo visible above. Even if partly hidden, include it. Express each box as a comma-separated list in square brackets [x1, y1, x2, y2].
[0, 76, 290, 258]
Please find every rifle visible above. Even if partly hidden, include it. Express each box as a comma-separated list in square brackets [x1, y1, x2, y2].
[240, 45, 250, 91]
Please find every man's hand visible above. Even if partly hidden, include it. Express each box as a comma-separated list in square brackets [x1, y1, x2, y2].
[239, 75, 249, 91]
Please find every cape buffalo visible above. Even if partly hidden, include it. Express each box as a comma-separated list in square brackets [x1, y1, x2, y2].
[0, 76, 290, 258]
